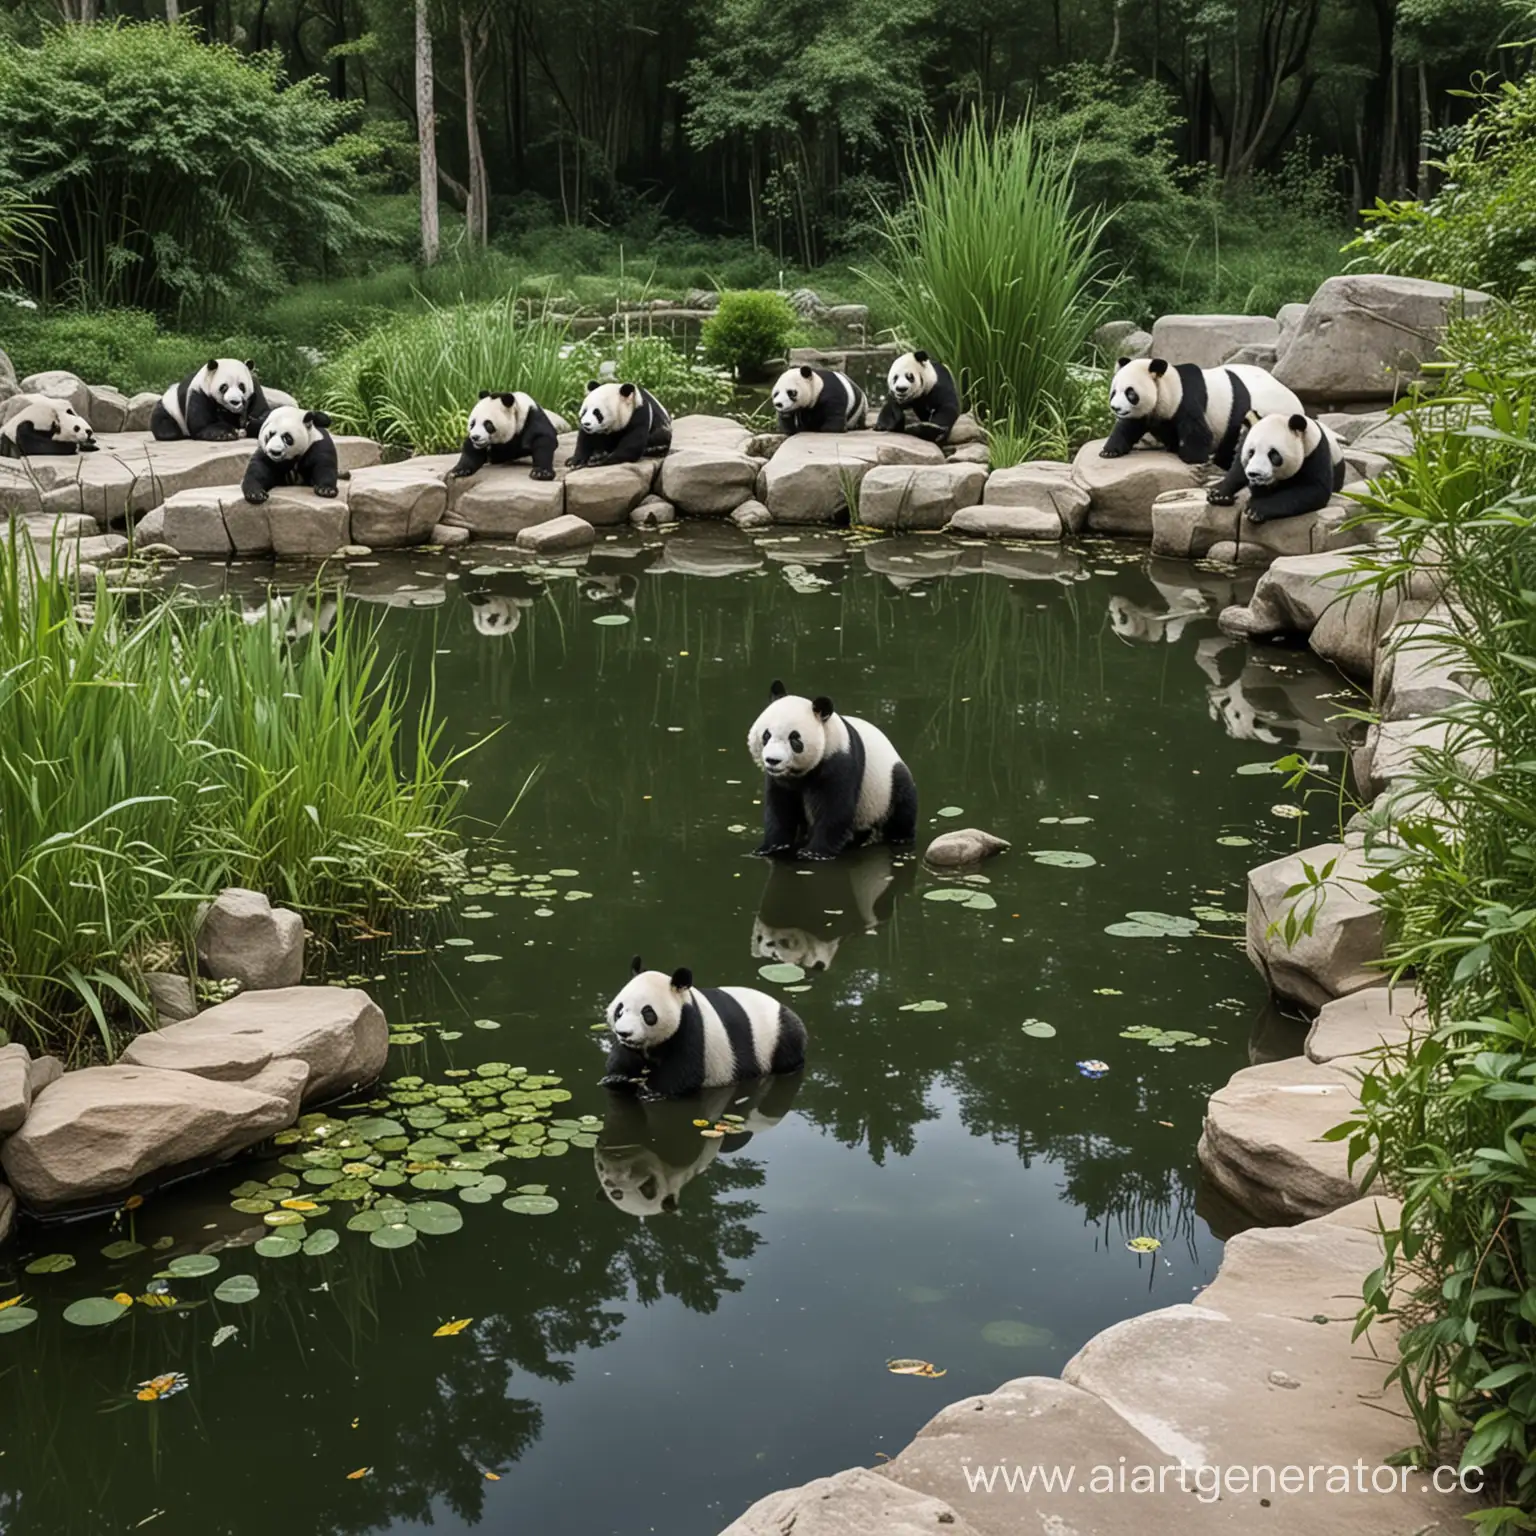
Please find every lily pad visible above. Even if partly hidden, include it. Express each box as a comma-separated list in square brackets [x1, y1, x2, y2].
[370, 1223, 418, 1250]
[964, 892, 997, 910]
[1028, 850, 1097, 868]
[981, 1319, 1055, 1348]
[63, 1296, 130, 1327]
[213, 1274, 260, 1304]
[388, 1031, 426, 1046]
[165, 1254, 220, 1279]
[254, 1235, 301, 1259]
[1235, 761, 1282, 775]
[406, 1201, 464, 1236]
[230, 1197, 274, 1215]
[1216, 835, 1254, 847]
[935, 806, 964, 817]
[593, 613, 631, 626]
[346, 1211, 386, 1233]
[101, 1240, 146, 1261]
[0, 1306, 39, 1334]
[757, 963, 805, 985]
[503, 1194, 560, 1215]
[302, 1229, 340, 1257]
[1021, 1020, 1056, 1038]
[898, 1000, 948, 1013]
[24, 1253, 75, 1275]
[464, 954, 501, 964]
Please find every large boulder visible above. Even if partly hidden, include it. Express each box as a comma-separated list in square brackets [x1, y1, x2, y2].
[119, 986, 387, 1103]
[759, 434, 944, 524]
[1216, 549, 1382, 639]
[124, 392, 159, 432]
[721, 1467, 980, 1536]
[19, 370, 90, 417]
[1307, 985, 1425, 1066]
[85, 383, 129, 434]
[1378, 616, 1474, 721]
[1353, 717, 1489, 800]
[159, 483, 347, 558]
[1274, 274, 1494, 403]
[857, 461, 986, 531]
[196, 887, 305, 990]
[658, 448, 761, 516]
[1072, 442, 1204, 536]
[977, 460, 1090, 533]
[516, 513, 595, 554]
[270, 492, 349, 559]
[924, 829, 1009, 867]
[947, 503, 1062, 539]
[563, 461, 658, 525]
[0, 1043, 32, 1135]
[346, 462, 446, 548]
[1149, 488, 1367, 566]
[449, 466, 565, 536]
[1150, 313, 1280, 369]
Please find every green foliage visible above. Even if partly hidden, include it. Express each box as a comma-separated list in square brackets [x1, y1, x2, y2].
[0, 187, 46, 291]
[0, 21, 381, 314]
[1350, 71, 1536, 298]
[860, 115, 1110, 453]
[700, 290, 798, 376]
[568, 334, 735, 417]
[0, 537, 469, 1060]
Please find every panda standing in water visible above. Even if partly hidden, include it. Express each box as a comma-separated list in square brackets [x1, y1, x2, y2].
[1101, 357, 1303, 470]
[1206, 411, 1345, 522]
[771, 366, 867, 435]
[450, 391, 559, 480]
[151, 358, 289, 442]
[601, 958, 808, 1099]
[568, 381, 671, 467]
[876, 351, 961, 444]
[748, 680, 917, 860]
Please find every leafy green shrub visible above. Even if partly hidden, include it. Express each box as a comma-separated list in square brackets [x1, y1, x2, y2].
[0, 537, 468, 1061]
[569, 334, 736, 416]
[860, 115, 1110, 452]
[0, 20, 379, 314]
[700, 290, 798, 376]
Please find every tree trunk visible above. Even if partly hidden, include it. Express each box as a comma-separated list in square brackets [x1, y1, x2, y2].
[167, 0, 180, 20]
[461, 9, 488, 246]
[416, 0, 440, 266]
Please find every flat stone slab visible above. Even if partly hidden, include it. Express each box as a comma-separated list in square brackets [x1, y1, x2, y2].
[1150, 489, 1366, 565]
[120, 986, 386, 1103]
[1073, 441, 1204, 536]
[948, 503, 1061, 539]
[760, 434, 943, 524]
[448, 465, 565, 536]
[980, 459, 1090, 532]
[160, 484, 350, 559]
[562, 460, 658, 525]
[858, 462, 986, 530]
[1197, 1056, 1364, 1223]
[1306, 985, 1425, 1065]
[670, 414, 754, 455]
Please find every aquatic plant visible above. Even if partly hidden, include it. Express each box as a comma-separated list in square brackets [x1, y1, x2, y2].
[0, 538, 470, 1059]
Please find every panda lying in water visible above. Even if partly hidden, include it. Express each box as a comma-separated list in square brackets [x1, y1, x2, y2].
[600, 957, 808, 1099]
[1205, 411, 1345, 522]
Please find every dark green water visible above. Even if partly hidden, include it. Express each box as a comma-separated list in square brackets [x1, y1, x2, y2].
[0, 527, 1350, 1536]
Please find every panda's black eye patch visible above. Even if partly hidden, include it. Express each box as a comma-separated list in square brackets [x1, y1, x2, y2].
[612, 1002, 623, 1021]
[281, 433, 293, 445]
[788, 731, 803, 752]
[1125, 388, 1138, 404]
[1268, 449, 1282, 466]
[761, 729, 771, 744]
[641, 1005, 657, 1026]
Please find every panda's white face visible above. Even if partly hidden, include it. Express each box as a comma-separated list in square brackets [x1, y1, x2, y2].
[579, 382, 638, 436]
[751, 920, 839, 973]
[467, 392, 527, 449]
[52, 403, 94, 445]
[199, 358, 256, 415]
[1239, 412, 1310, 488]
[607, 966, 689, 1050]
[258, 406, 324, 462]
[1108, 358, 1167, 421]
[887, 351, 936, 403]
[771, 367, 823, 415]
[748, 688, 834, 778]
[594, 1144, 695, 1218]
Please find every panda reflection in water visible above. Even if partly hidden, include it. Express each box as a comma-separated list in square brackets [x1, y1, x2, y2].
[462, 570, 544, 638]
[751, 845, 916, 974]
[594, 1074, 803, 1218]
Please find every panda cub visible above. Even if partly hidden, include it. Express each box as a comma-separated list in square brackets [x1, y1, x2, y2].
[601, 957, 809, 1098]
[749, 680, 918, 860]
[1102, 358, 1304, 469]
[771, 366, 868, 435]
[1206, 411, 1345, 522]
[152, 358, 287, 443]
[450, 391, 558, 480]
[0, 398, 97, 457]
[876, 351, 961, 444]
[569, 381, 671, 467]
[241, 407, 339, 504]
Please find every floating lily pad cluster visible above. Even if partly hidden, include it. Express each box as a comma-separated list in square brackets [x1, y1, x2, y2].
[1119, 1024, 1213, 1051]
[1103, 910, 1201, 939]
[923, 873, 996, 911]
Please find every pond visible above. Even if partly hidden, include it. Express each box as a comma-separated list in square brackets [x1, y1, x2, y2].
[0, 527, 1352, 1535]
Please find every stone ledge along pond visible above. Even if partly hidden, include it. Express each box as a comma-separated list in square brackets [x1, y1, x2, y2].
[0, 526, 1349, 1535]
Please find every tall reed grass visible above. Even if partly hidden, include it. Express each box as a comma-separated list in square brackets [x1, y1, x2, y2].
[0, 538, 470, 1061]
[860, 116, 1112, 455]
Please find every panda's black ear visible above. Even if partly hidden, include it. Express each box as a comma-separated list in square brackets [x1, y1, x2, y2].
[243, 359, 255, 371]
[913, 350, 928, 363]
[1148, 358, 1169, 376]
[798, 366, 814, 379]
[769, 679, 786, 699]
[478, 390, 492, 400]
[204, 358, 219, 373]
[811, 695, 834, 721]
[587, 380, 601, 393]
[631, 954, 644, 976]
[1243, 409, 1261, 428]
[670, 967, 693, 991]
[1116, 356, 1130, 369]
[618, 383, 636, 398]
[304, 410, 332, 429]
[498, 392, 518, 408]
[1288, 413, 1308, 433]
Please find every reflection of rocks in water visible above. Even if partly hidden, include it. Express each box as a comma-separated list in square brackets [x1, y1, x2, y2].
[242, 588, 338, 642]
[861, 536, 1084, 589]
[1195, 636, 1345, 753]
[755, 529, 849, 567]
[1108, 558, 1246, 645]
[651, 522, 764, 577]
[463, 569, 543, 637]
[1247, 996, 1310, 1066]
[751, 845, 915, 973]
[342, 554, 446, 609]
[595, 1073, 802, 1218]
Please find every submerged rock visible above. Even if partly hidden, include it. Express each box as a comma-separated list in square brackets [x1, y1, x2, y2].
[924, 829, 1010, 867]
[195, 887, 305, 991]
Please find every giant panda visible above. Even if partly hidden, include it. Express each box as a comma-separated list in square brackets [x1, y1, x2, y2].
[568, 381, 671, 468]
[600, 957, 809, 1099]
[151, 359, 287, 443]
[771, 366, 868, 435]
[593, 1074, 802, 1218]
[748, 679, 918, 860]
[1101, 358, 1304, 469]
[1, 397, 96, 457]
[751, 845, 915, 973]
[449, 391, 558, 480]
[1206, 411, 1345, 522]
[241, 407, 339, 504]
[875, 351, 961, 444]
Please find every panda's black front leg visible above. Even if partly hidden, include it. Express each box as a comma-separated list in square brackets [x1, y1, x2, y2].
[1245, 478, 1327, 524]
[1206, 457, 1248, 506]
[1099, 416, 1144, 458]
[796, 767, 858, 861]
[304, 438, 341, 498]
[527, 426, 558, 482]
[755, 777, 804, 857]
[241, 452, 284, 506]
[600, 1041, 648, 1087]
[449, 438, 489, 478]
[874, 399, 906, 434]
[185, 394, 240, 443]
[567, 429, 607, 469]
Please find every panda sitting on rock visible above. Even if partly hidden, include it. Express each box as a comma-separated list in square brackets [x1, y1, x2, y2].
[1205, 411, 1345, 522]
[152, 358, 292, 443]
[1, 398, 97, 457]
[450, 391, 559, 480]
[876, 351, 961, 445]
[569, 381, 671, 467]
[771, 366, 868, 435]
[241, 406, 339, 504]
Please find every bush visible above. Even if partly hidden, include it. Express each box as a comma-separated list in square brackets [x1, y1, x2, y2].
[569, 333, 736, 416]
[860, 115, 1110, 451]
[700, 290, 798, 376]
[0, 21, 380, 314]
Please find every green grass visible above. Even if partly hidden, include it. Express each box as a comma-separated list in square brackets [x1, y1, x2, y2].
[0, 536, 471, 1061]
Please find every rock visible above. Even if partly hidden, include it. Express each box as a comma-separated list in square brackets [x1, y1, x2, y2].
[631, 495, 676, 528]
[1341, 446, 1392, 484]
[1379, 618, 1473, 720]
[1353, 716, 1489, 800]
[159, 490, 233, 558]
[346, 463, 446, 548]
[980, 460, 1091, 533]
[720, 1466, 979, 1536]
[924, 829, 1009, 867]
[1226, 342, 1278, 369]
[1092, 319, 1141, 354]
[144, 970, 198, 1024]
[0, 1043, 32, 1134]
[516, 512, 595, 554]
[0, 347, 14, 390]
[271, 492, 350, 560]
[659, 448, 761, 516]
[19, 370, 90, 417]
[1197, 1055, 1364, 1222]
[26, 1055, 61, 1097]
[563, 461, 658, 525]
[195, 887, 305, 990]
[948, 503, 1061, 539]
[1149, 488, 1366, 565]
[1072, 442, 1204, 536]
[1353, 417, 1417, 457]
[1274, 274, 1494, 403]
[858, 462, 987, 530]
[0, 1182, 12, 1245]
[947, 442, 991, 465]
[1119, 327, 1153, 358]
[671, 414, 754, 455]
[1, 1061, 307, 1210]
[824, 303, 869, 335]
[1246, 842, 1384, 1010]
[760, 435, 944, 524]
[684, 288, 718, 311]
[429, 522, 470, 547]
[124, 391, 159, 432]
[947, 413, 987, 447]
[730, 499, 772, 530]
[339, 543, 372, 558]
[119, 986, 387, 1103]
[85, 383, 129, 434]
[786, 287, 827, 319]
[158, 483, 348, 559]
[1306, 985, 1425, 1065]
[1276, 300, 1308, 338]
[1150, 313, 1280, 369]
[1216, 549, 1381, 638]
[450, 466, 565, 537]
[745, 432, 786, 459]
[134, 506, 165, 543]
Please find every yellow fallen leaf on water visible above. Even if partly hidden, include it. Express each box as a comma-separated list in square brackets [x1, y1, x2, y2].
[350, 1418, 359, 1429]
[478, 1467, 501, 1481]
[692, 1119, 711, 1127]
[0, 1294, 27, 1312]
[342, 1164, 374, 1177]
[134, 1372, 188, 1402]
[136, 1293, 177, 1308]
[887, 1359, 947, 1378]
[1126, 1236, 1162, 1253]
[280, 1198, 319, 1212]
[113, 1293, 134, 1307]
[346, 1467, 371, 1481]
[124, 1195, 144, 1211]
[433, 1318, 473, 1337]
